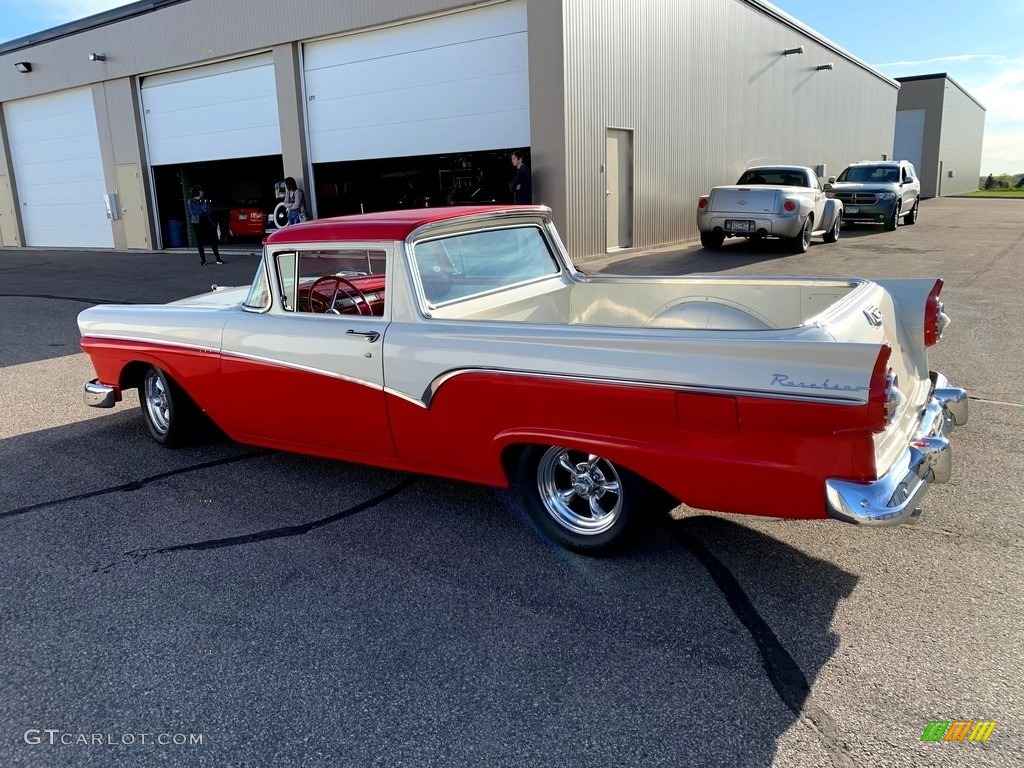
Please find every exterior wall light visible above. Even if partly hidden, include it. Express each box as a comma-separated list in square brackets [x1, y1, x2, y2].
[88, 52, 107, 62]
[782, 46, 805, 56]
[14, 61, 32, 73]
[815, 63, 834, 71]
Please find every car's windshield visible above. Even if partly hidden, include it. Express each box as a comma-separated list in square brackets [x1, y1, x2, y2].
[837, 165, 900, 183]
[243, 261, 271, 311]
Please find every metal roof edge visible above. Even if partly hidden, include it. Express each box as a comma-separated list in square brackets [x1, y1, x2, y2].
[742, 0, 900, 89]
[0, 0, 191, 55]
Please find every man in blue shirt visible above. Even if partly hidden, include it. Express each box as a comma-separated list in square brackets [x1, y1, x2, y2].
[186, 185, 223, 266]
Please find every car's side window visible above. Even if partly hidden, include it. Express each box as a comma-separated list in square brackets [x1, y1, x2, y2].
[274, 251, 298, 311]
[290, 249, 389, 317]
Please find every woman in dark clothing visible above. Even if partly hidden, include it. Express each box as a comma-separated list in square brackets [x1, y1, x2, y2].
[186, 185, 223, 265]
[509, 150, 532, 204]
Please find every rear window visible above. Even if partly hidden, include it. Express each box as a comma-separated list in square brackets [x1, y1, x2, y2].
[412, 225, 560, 306]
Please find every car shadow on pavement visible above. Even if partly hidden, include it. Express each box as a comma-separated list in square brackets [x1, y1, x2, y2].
[1, 409, 857, 768]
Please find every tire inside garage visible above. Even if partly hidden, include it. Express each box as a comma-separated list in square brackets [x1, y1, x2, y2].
[152, 156, 284, 248]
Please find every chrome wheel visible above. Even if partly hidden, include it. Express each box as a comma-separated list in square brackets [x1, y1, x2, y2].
[143, 368, 171, 436]
[536, 447, 624, 535]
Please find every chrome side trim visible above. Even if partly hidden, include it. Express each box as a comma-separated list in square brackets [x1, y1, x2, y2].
[826, 369, 967, 526]
[84, 379, 117, 408]
[419, 367, 868, 409]
[82, 334, 222, 355]
[219, 350, 385, 392]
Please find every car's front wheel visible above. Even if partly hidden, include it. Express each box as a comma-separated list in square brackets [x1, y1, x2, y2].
[515, 445, 647, 554]
[140, 367, 196, 447]
[700, 231, 725, 250]
[905, 199, 919, 225]
[822, 214, 841, 243]
[885, 202, 901, 231]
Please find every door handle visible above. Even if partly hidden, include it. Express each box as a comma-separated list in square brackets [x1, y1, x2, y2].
[346, 329, 379, 343]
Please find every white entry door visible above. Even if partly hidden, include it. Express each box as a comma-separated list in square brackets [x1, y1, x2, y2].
[4, 88, 113, 248]
[605, 128, 633, 251]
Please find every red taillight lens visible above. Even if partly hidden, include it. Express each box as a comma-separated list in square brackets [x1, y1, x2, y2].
[698, 197, 709, 209]
[924, 278, 946, 347]
[783, 200, 797, 212]
[867, 344, 894, 433]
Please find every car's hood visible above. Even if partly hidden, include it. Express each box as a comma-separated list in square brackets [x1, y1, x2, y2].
[165, 284, 251, 308]
[828, 181, 901, 193]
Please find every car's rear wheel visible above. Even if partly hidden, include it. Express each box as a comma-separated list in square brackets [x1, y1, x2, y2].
[790, 217, 812, 253]
[906, 199, 919, 225]
[140, 367, 196, 447]
[885, 202, 901, 231]
[822, 214, 841, 243]
[700, 231, 725, 250]
[515, 445, 647, 554]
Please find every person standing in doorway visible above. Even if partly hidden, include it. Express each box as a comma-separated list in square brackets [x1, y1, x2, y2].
[186, 185, 223, 266]
[509, 150, 532, 204]
[283, 177, 306, 225]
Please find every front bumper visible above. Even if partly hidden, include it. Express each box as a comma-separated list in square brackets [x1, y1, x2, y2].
[825, 372, 968, 526]
[839, 201, 896, 224]
[84, 379, 118, 408]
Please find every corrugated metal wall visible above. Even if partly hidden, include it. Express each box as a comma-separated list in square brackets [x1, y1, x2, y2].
[559, 0, 899, 258]
[0, 0, 476, 103]
[938, 82, 985, 196]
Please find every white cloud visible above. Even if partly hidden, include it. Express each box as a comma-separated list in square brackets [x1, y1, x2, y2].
[980, 130, 1024, 175]
[877, 54, 1011, 68]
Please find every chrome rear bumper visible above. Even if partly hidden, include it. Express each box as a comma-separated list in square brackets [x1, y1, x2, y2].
[825, 371, 967, 526]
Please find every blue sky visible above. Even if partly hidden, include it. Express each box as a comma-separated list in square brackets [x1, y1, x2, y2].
[4, 0, 1022, 175]
[769, 0, 1024, 175]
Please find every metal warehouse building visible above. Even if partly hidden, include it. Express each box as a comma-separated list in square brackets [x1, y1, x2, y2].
[0, 0, 900, 257]
[895, 74, 985, 199]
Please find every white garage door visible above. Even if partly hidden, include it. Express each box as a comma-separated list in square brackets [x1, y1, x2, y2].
[304, 1, 529, 163]
[4, 88, 113, 248]
[141, 54, 281, 166]
[894, 109, 926, 177]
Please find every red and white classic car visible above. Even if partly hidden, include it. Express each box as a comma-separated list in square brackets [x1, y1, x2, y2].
[79, 206, 968, 554]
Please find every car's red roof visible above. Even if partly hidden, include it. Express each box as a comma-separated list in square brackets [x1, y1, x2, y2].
[264, 205, 549, 245]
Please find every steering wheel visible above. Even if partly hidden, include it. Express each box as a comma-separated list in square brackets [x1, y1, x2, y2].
[308, 276, 373, 316]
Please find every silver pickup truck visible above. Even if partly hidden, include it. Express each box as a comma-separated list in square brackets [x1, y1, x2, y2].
[697, 165, 844, 253]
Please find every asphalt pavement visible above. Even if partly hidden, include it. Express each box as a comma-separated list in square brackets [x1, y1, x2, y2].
[1, 198, 1021, 767]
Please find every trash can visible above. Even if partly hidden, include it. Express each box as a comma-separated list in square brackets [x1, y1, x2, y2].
[167, 219, 184, 248]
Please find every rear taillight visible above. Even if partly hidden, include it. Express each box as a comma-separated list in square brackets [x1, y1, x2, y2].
[783, 200, 797, 212]
[924, 278, 949, 347]
[867, 344, 898, 433]
[698, 197, 709, 209]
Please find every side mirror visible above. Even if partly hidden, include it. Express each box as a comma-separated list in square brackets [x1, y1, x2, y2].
[823, 182, 833, 191]
[827, 176, 836, 184]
